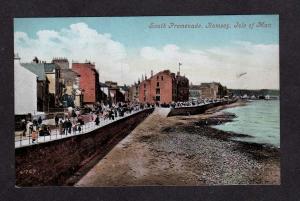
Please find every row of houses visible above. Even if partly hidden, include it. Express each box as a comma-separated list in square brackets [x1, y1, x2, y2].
[15, 54, 135, 116]
[15, 53, 228, 116]
[15, 55, 101, 115]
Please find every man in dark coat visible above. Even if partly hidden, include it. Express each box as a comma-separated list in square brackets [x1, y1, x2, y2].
[95, 115, 100, 126]
[55, 115, 59, 128]
[38, 116, 42, 126]
[67, 119, 72, 134]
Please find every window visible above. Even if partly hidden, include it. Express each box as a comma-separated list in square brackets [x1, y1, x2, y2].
[161, 76, 163, 80]
[156, 96, 160, 101]
[144, 83, 146, 88]
[157, 82, 159, 87]
[157, 76, 159, 80]
[156, 88, 160, 94]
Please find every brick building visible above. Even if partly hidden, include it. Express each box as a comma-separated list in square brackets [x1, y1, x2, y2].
[72, 61, 100, 105]
[139, 70, 189, 104]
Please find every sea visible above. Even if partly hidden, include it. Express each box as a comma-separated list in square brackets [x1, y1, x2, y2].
[212, 100, 280, 148]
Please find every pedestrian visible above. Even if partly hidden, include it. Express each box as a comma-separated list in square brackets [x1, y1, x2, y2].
[72, 123, 77, 134]
[32, 124, 37, 143]
[63, 119, 68, 135]
[67, 119, 72, 134]
[21, 119, 26, 136]
[47, 126, 51, 135]
[55, 115, 59, 128]
[59, 120, 63, 135]
[77, 122, 82, 133]
[38, 116, 42, 126]
[71, 110, 77, 118]
[26, 120, 32, 137]
[109, 109, 114, 120]
[95, 115, 100, 126]
[114, 108, 118, 118]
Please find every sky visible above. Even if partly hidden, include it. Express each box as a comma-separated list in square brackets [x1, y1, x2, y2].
[14, 15, 279, 89]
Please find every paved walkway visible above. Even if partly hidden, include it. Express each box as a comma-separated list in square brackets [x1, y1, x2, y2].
[15, 109, 148, 148]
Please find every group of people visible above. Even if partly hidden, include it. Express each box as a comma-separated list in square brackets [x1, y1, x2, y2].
[20, 116, 51, 143]
[18, 101, 157, 144]
[53, 102, 154, 136]
[171, 98, 226, 108]
[55, 116, 84, 135]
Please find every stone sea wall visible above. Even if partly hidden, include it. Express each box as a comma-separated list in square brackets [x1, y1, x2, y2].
[15, 108, 154, 186]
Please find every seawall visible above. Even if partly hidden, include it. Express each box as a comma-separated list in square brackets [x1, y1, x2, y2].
[15, 108, 154, 186]
[168, 100, 236, 117]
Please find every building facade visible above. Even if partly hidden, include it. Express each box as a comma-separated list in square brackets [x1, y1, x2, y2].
[199, 82, 228, 99]
[52, 58, 83, 107]
[104, 81, 125, 104]
[21, 58, 50, 112]
[14, 54, 37, 115]
[72, 61, 100, 105]
[44, 63, 63, 107]
[138, 70, 189, 104]
[129, 81, 140, 102]
[189, 84, 202, 100]
[60, 69, 82, 107]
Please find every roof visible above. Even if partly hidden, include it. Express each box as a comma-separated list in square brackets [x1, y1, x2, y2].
[61, 68, 80, 76]
[44, 63, 58, 73]
[201, 82, 221, 86]
[189, 85, 201, 90]
[21, 63, 46, 81]
[99, 82, 108, 87]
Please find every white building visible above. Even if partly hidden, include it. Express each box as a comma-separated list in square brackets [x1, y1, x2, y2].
[14, 54, 38, 115]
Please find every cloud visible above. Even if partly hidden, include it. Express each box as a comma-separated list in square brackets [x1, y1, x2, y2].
[139, 42, 279, 89]
[15, 22, 128, 84]
[15, 23, 279, 89]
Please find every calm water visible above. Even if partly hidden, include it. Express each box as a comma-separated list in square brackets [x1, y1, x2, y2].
[212, 100, 280, 147]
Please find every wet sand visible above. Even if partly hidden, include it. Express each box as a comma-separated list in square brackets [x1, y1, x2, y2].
[75, 101, 280, 186]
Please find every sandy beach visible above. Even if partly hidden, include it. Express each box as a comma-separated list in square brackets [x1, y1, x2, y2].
[75, 101, 280, 186]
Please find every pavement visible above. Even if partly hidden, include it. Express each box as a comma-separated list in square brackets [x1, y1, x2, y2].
[15, 109, 146, 148]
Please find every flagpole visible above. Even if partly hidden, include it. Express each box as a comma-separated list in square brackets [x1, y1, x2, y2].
[178, 62, 182, 74]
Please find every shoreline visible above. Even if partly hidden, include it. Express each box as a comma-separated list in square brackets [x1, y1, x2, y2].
[75, 101, 280, 186]
[182, 100, 280, 157]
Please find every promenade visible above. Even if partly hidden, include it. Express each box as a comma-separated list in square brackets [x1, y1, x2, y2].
[14, 100, 229, 148]
[15, 108, 146, 148]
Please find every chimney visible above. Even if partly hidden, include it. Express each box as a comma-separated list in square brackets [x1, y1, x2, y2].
[145, 74, 147, 80]
[177, 71, 180, 76]
[142, 74, 144, 81]
[151, 70, 153, 77]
